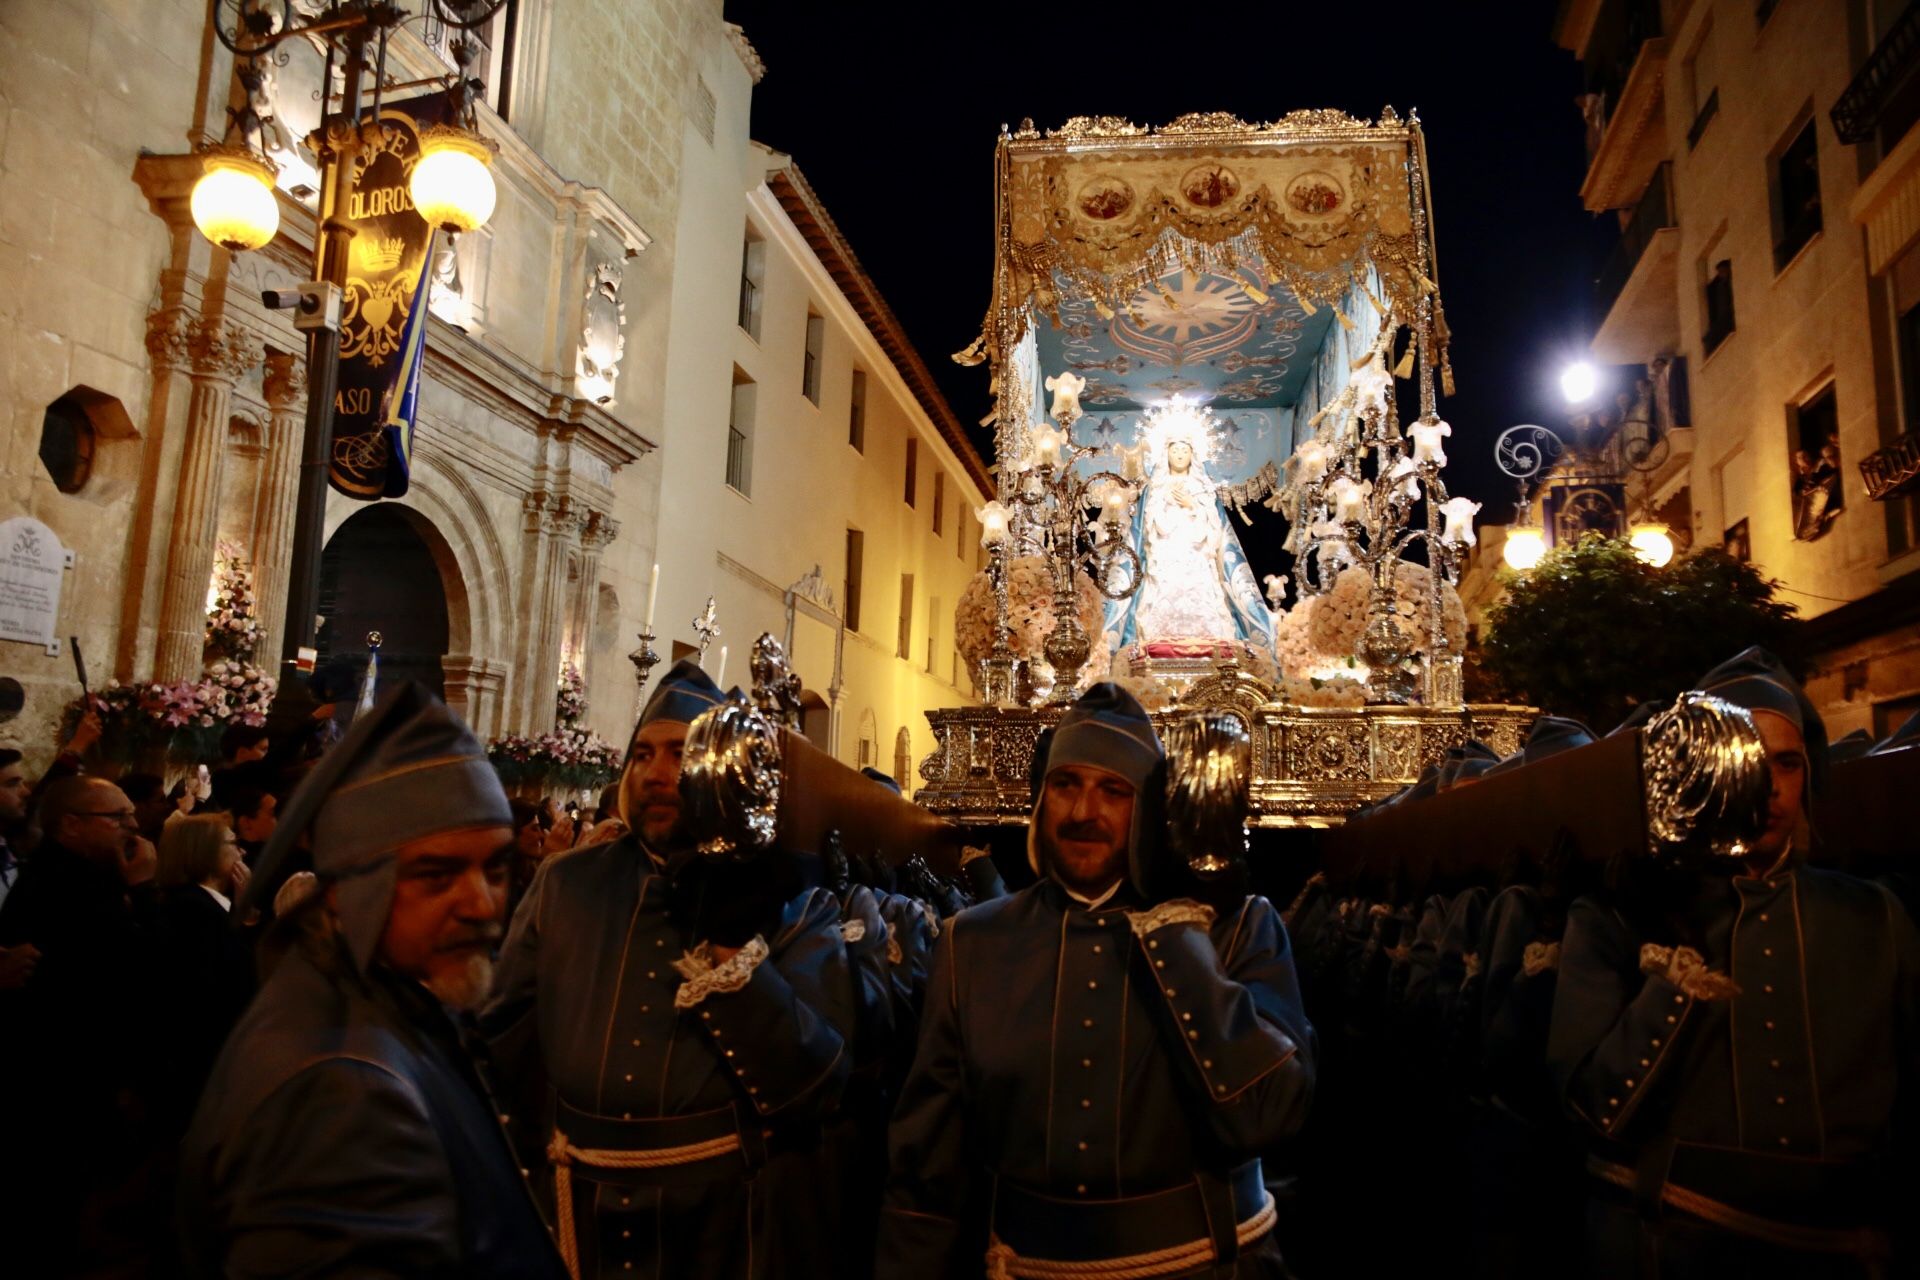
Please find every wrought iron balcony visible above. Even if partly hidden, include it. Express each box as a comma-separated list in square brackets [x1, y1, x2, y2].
[1833, 1, 1920, 146]
[1861, 431, 1920, 500]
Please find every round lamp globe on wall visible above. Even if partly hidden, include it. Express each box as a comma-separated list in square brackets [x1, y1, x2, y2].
[191, 148, 280, 252]
[1502, 526, 1546, 571]
[410, 127, 498, 234]
[1629, 522, 1675, 567]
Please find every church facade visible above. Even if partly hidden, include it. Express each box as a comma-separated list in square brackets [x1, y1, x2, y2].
[0, 0, 985, 781]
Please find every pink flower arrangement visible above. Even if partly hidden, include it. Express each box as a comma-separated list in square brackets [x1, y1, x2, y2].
[488, 725, 622, 790]
[556, 663, 589, 726]
[955, 557, 1105, 673]
[204, 541, 264, 663]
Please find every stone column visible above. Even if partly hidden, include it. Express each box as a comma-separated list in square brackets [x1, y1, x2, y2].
[252, 350, 306, 670]
[510, 491, 578, 732]
[153, 318, 260, 682]
[569, 508, 619, 700]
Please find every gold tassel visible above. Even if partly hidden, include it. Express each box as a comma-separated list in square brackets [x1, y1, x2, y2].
[953, 334, 987, 367]
[1242, 279, 1270, 305]
[1417, 272, 1438, 295]
[1296, 291, 1317, 316]
[1394, 344, 1415, 379]
[1156, 280, 1180, 310]
[1441, 361, 1456, 397]
[1094, 301, 1115, 320]
[1334, 308, 1355, 332]
[1308, 404, 1331, 428]
[1350, 349, 1374, 372]
[1362, 286, 1387, 317]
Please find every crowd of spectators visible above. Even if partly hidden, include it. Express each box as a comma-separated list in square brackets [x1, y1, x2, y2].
[0, 712, 613, 1277]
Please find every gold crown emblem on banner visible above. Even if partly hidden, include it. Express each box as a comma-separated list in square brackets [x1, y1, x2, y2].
[356, 237, 406, 272]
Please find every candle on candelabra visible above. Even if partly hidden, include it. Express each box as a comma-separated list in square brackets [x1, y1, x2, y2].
[644, 562, 659, 630]
[1031, 423, 1065, 468]
[978, 500, 1012, 547]
[1409, 417, 1452, 466]
[715, 644, 728, 686]
[1294, 438, 1332, 484]
[1098, 482, 1132, 525]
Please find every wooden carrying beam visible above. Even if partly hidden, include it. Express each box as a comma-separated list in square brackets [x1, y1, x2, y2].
[1817, 745, 1920, 872]
[1320, 731, 1647, 893]
[775, 728, 966, 876]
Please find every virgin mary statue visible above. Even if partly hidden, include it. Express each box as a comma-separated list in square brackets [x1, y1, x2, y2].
[1103, 412, 1277, 657]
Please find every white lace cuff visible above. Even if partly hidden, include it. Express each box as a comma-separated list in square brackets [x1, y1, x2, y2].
[886, 935, 904, 965]
[1521, 941, 1560, 977]
[920, 901, 941, 939]
[1462, 951, 1482, 980]
[839, 918, 867, 944]
[672, 935, 770, 1010]
[960, 844, 994, 866]
[1124, 898, 1216, 938]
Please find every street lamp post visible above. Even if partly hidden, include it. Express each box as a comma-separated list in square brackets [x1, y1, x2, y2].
[191, 0, 504, 698]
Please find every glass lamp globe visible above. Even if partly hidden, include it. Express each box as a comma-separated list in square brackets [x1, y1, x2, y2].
[1629, 522, 1675, 567]
[410, 127, 498, 234]
[191, 149, 280, 252]
[1503, 526, 1546, 571]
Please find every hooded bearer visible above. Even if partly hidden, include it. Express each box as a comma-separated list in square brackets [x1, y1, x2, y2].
[177, 682, 566, 1279]
[877, 683, 1317, 1279]
[1548, 647, 1920, 1276]
[483, 659, 856, 1279]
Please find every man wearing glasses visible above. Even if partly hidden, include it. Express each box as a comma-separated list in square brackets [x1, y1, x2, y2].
[0, 775, 160, 1272]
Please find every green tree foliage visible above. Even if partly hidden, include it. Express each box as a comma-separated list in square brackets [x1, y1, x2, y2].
[1480, 538, 1799, 732]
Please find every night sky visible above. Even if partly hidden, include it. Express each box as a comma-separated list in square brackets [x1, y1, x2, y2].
[724, 0, 1619, 576]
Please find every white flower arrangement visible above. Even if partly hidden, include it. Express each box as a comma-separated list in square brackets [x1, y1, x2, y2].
[954, 556, 1105, 672]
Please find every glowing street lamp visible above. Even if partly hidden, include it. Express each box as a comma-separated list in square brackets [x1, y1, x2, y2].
[1502, 525, 1546, 571]
[410, 126, 499, 234]
[1560, 361, 1599, 405]
[190, 146, 280, 252]
[1629, 521, 1675, 567]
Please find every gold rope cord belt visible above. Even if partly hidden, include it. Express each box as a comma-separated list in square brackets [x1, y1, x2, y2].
[1587, 1158, 1891, 1259]
[547, 1126, 743, 1280]
[984, 1191, 1276, 1280]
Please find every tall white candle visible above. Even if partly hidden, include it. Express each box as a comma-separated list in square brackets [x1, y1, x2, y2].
[715, 644, 728, 687]
[644, 562, 659, 631]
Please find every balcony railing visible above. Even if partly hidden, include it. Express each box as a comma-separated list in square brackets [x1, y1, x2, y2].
[1596, 162, 1674, 318]
[1862, 431, 1920, 500]
[738, 275, 759, 335]
[726, 426, 750, 493]
[1833, 1, 1920, 145]
[1582, 0, 1664, 156]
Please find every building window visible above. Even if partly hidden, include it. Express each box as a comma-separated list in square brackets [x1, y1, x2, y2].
[1702, 255, 1736, 355]
[1771, 116, 1822, 271]
[933, 473, 945, 535]
[959, 510, 969, 558]
[897, 574, 914, 660]
[893, 727, 912, 796]
[849, 370, 867, 451]
[422, 4, 517, 118]
[738, 229, 765, 339]
[726, 371, 755, 495]
[38, 396, 96, 494]
[1724, 517, 1751, 562]
[1682, 17, 1719, 149]
[904, 438, 918, 507]
[926, 596, 939, 672]
[802, 313, 824, 405]
[844, 529, 864, 633]
[1788, 382, 1844, 541]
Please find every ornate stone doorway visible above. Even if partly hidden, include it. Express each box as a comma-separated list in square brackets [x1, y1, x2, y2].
[318, 504, 454, 702]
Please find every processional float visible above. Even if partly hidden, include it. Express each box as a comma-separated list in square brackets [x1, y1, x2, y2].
[678, 112, 1780, 878]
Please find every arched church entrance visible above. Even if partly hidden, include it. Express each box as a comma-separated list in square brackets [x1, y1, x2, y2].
[318, 504, 453, 703]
